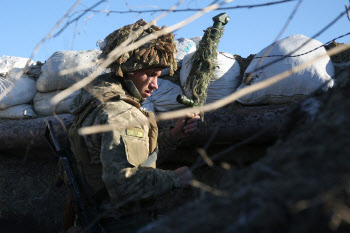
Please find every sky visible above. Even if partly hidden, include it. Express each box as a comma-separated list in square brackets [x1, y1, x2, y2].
[1, 0, 349, 63]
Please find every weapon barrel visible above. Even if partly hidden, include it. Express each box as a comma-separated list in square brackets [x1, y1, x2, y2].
[177, 94, 195, 107]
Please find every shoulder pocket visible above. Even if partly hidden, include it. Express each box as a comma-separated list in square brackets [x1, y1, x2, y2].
[121, 135, 148, 167]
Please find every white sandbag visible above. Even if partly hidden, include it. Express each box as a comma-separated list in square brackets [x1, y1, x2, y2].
[36, 50, 110, 92]
[141, 78, 184, 114]
[175, 38, 197, 61]
[237, 34, 335, 105]
[0, 104, 37, 119]
[0, 68, 37, 110]
[33, 90, 80, 116]
[0, 55, 35, 76]
[180, 52, 241, 104]
[190, 36, 202, 49]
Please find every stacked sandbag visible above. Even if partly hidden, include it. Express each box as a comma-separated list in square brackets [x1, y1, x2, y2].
[34, 50, 110, 116]
[190, 36, 202, 49]
[0, 56, 38, 119]
[160, 37, 198, 77]
[236, 34, 335, 105]
[0, 55, 35, 76]
[175, 38, 197, 61]
[180, 51, 241, 104]
[33, 90, 80, 116]
[36, 49, 108, 92]
[0, 104, 37, 119]
[141, 78, 185, 113]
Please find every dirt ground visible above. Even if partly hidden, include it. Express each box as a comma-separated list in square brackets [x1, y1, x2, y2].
[0, 153, 65, 233]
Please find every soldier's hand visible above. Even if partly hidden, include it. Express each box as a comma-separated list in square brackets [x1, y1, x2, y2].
[171, 113, 201, 142]
[173, 166, 193, 187]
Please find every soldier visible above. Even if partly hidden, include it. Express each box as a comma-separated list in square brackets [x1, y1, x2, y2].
[68, 19, 200, 232]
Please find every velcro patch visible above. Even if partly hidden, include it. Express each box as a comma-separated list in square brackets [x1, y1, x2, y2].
[126, 127, 144, 138]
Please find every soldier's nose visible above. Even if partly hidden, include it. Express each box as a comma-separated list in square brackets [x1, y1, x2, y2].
[150, 78, 158, 90]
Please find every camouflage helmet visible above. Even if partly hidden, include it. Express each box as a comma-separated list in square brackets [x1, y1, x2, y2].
[102, 19, 177, 77]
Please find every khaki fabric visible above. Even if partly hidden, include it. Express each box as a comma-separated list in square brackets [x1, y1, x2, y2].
[69, 72, 180, 203]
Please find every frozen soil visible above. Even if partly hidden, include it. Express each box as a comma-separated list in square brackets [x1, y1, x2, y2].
[139, 67, 350, 232]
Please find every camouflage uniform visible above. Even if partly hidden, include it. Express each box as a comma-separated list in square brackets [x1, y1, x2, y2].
[68, 20, 180, 232]
[69, 72, 181, 204]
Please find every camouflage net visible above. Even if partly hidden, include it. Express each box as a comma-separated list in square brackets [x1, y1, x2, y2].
[185, 26, 224, 106]
[102, 19, 177, 77]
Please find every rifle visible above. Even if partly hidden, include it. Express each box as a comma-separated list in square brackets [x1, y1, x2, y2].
[44, 120, 102, 233]
[177, 12, 230, 112]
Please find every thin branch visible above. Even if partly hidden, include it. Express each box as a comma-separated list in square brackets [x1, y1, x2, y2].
[190, 179, 228, 196]
[255, 0, 303, 69]
[0, 0, 82, 103]
[252, 10, 347, 65]
[53, 0, 107, 38]
[84, 0, 295, 14]
[196, 148, 214, 167]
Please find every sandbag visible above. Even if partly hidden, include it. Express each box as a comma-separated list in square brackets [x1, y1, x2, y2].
[0, 104, 37, 119]
[160, 38, 197, 77]
[36, 50, 110, 92]
[175, 38, 197, 61]
[33, 90, 80, 116]
[141, 78, 185, 114]
[0, 68, 37, 110]
[190, 36, 202, 49]
[236, 34, 335, 105]
[180, 51, 241, 104]
[0, 55, 35, 76]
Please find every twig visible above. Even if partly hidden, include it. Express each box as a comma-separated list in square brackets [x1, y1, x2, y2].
[190, 179, 228, 196]
[53, 0, 107, 38]
[0, 0, 82, 103]
[195, 148, 214, 168]
[255, 0, 303, 70]
[84, 0, 295, 14]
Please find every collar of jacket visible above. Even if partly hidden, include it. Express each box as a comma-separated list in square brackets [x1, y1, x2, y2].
[116, 74, 144, 104]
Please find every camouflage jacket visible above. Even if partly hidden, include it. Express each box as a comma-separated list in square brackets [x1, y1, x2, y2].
[69, 73, 180, 203]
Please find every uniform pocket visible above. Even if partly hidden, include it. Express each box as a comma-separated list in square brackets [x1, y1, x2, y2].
[121, 135, 148, 167]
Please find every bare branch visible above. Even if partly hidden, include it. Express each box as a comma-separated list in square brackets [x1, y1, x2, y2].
[0, 0, 82, 103]
[84, 0, 296, 14]
[196, 148, 214, 167]
[255, 0, 303, 68]
[190, 179, 228, 196]
[53, 0, 107, 38]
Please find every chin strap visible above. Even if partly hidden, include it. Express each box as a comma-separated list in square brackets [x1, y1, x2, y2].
[116, 74, 144, 103]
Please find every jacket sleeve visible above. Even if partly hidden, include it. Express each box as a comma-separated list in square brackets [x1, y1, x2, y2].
[96, 102, 181, 202]
[158, 129, 178, 151]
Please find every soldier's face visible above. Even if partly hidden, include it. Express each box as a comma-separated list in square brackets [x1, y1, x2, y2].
[127, 68, 162, 100]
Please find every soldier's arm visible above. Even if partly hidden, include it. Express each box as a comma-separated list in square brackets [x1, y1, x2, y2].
[97, 103, 181, 202]
[158, 114, 201, 152]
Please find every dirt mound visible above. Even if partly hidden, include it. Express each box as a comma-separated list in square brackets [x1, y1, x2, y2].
[139, 66, 350, 232]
